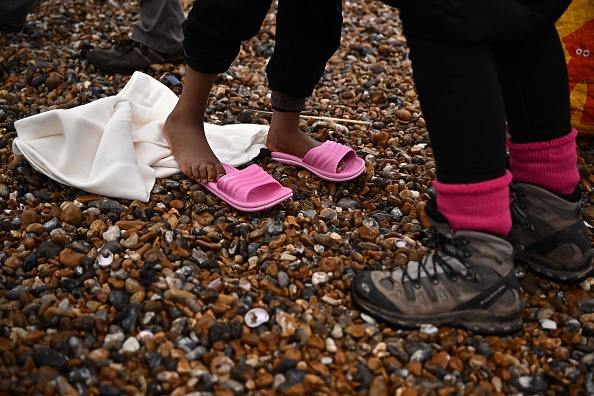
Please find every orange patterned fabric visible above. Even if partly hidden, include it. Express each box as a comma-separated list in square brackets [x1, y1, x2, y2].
[557, 0, 594, 134]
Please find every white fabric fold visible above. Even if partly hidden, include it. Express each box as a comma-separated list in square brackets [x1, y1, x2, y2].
[12, 71, 269, 202]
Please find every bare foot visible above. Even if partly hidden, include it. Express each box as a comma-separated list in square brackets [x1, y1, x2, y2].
[163, 112, 225, 183]
[266, 125, 321, 158]
[266, 111, 344, 172]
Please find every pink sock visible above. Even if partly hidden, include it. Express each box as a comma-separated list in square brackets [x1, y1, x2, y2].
[434, 171, 512, 236]
[507, 128, 580, 195]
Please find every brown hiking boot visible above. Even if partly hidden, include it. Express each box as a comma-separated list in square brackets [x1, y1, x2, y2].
[85, 39, 185, 75]
[351, 202, 524, 335]
[510, 182, 594, 283]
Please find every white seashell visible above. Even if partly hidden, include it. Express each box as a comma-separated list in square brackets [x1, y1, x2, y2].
[245, 308, 269, 328]
[97, 249, 113, 266]
[395, 239, 408, 248]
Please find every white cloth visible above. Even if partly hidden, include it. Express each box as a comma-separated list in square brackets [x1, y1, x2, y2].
[12, 71, 269, 202]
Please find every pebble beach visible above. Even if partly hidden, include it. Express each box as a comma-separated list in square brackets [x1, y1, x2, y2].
[2, 1, 594, 395]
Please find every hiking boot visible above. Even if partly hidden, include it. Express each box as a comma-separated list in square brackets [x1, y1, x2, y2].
[510, 182, 594, 283]
[85, 39, 185, 75]
[351, 202, 524, 335]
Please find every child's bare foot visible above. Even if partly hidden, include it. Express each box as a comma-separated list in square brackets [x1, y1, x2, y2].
[266, 111, 345, 172]
[163, 113, 226, 183]
[266, 125, 321, 159]
[265, 110, 319, 157]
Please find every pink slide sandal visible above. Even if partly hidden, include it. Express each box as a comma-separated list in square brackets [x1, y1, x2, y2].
[201, 163, 293, 212]
[271, 141, 365, 182]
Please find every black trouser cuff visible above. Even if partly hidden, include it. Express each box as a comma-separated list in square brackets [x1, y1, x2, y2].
[270, 91, 306, 112]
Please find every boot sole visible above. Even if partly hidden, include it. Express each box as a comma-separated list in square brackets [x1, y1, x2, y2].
[351, 288, 523, 336]
[515, 253, 594, 283]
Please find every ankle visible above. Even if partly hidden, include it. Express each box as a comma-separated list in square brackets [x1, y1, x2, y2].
[507, 128, 580, 195]
[434, 171, 513, 236]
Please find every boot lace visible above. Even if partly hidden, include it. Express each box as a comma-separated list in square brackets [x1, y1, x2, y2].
[397, 230, 477, 289]
[113, 39, 150, 55]
[511, 186, 534, 232]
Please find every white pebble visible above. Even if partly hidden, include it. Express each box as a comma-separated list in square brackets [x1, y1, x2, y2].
[325, 337, 337, 353]
[360, 312, 377, 324]
[321, 295, 340, 306]
[102, 225, 120, 242]
[579, 278, 592, 291]
[420, 324, 439, 334]
[330, 324, 343, 339]
[120, 337, 140, 353]
[320, 356, 334, 365]
[540, 319, 557, 330]
[312, 272, 329, 286]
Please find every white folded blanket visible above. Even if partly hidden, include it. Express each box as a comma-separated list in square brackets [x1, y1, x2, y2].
[12, 71, 269, 201]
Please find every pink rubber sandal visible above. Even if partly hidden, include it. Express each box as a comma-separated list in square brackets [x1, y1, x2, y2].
[201, 163, 293, 212]
[271, 141, 365, 182]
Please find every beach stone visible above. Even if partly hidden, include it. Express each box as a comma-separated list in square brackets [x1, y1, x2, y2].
[115, 302, 141, 332]
[358, 226, 379, 242]
[371, 131, 390, 148]
[0, 337, 14, 352]
[120, 337, 140, 353]
[58, 248, 85, 268]
[0, 4, 593, 396]
[55, 376, 78, 396]
[20, 209, 39, 226]
[509, 375, 548, 394]
[578, 298, 594, 313]
[395, 108, 413, 121]
[60, 205, 84, 227]
[33, 346, 68, 372]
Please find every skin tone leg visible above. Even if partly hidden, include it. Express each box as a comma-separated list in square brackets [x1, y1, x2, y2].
[165, 67, 338, 183]
[163, 67, 224, 183]
[266, 111, 344, 172]
[265, 110, 320, 158]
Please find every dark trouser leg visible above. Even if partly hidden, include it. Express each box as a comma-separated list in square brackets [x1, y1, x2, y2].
[494, 25, 572, 143]
[132, 0, 185, 53]
[183, 0, 273, 74]
[402, 34, 508, 184]
[0, 0, 36, 31]
[267, 0, 342, 104]
[394, 0, 571, 183]
[183, 0, 342, 110]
